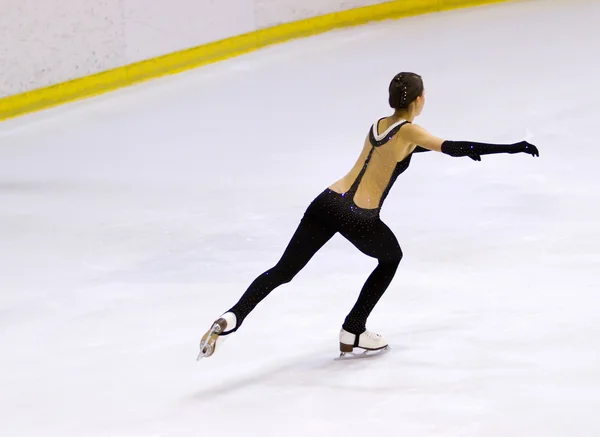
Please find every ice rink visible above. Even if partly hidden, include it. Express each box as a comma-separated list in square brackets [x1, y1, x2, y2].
[1, 0, 599, 435]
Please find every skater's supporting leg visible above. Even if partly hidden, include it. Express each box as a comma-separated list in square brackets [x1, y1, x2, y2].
[340, 219, 403, 335]
[227, 214, 336, 329]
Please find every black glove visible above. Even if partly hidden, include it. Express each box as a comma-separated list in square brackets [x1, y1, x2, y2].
[441, 140, 539, 158]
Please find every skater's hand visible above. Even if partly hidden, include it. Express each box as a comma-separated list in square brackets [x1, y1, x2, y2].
[513, 141, 539, 157]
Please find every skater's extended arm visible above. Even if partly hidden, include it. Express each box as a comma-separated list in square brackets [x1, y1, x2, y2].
[402, 124, 539, 159]
[403, 125, 481, 160]
[403, 124, 445, 152]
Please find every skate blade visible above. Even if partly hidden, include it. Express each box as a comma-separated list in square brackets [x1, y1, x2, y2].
[334, 345, 390, 361]
[196, 322, 224, 361]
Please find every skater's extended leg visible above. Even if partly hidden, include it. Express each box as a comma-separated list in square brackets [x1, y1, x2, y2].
[340, 219, 403, 336]
[227, 214, 336, 329]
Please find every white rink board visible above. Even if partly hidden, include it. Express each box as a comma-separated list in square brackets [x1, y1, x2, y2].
[1, 0, 385, 97]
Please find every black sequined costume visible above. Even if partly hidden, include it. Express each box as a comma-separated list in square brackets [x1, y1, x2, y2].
[224, 119, 539, 335]
[218, 107, 541, 336]
[228, 120, 414, 335]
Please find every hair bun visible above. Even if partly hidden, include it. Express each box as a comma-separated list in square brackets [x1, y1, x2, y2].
[388, 72, 423, 111]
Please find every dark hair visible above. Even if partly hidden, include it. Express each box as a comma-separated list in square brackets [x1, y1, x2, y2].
[388, 72, 424, 110]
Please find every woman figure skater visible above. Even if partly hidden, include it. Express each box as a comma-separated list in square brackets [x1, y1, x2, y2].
[197, 72, 539, 359]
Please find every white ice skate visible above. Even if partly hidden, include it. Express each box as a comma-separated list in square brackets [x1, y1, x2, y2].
[197, 312, 237, 360]
[336, 328, 390, 360]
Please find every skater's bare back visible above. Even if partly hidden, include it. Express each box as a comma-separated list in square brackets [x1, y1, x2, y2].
[328, 117, 444, 209]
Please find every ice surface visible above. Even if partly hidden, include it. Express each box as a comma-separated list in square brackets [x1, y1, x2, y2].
[1, 0, 599, 436]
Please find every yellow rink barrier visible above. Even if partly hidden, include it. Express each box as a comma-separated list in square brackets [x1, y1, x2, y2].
[0, 0, 513, 122]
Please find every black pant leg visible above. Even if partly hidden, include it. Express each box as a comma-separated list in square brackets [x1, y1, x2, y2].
[228, 212, 336, 329]
[339, 218, 403, 335]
